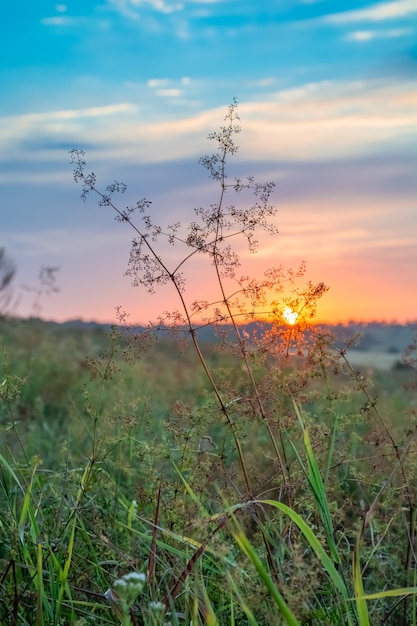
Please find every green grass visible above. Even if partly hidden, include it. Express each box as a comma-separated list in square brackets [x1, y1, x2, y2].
[0, 316, 416, 625]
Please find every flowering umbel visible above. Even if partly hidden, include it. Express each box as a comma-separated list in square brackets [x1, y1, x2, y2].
[104, 571, 146, 623]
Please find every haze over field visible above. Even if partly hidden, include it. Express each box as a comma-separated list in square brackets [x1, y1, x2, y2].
[1, 1, 416, 324]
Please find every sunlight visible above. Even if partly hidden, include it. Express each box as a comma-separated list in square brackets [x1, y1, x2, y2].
[283, 307, 299, 325]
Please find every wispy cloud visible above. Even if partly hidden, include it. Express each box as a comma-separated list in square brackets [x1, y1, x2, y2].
[147, 76, 191, 97]
[41, 8, 111, 31]
[41, 16, 77, 26]
[108, 0, 184, 18]
[346, 27, 413, 40]
[156, 88, 183, 97]
[0, 103, 138, 162]
[108, 79, 417, 163]
[1, 79, 416, 168]
[139, 0, 184, 14]
[8, 229, 129, 258]
[248, 77, 278, 88]
[282, 202, 416, 257]
[236, 80, 417, 161]
[147, 78, 171, 88]
[15, 104, 137, 123]
[323, 0, 417, 24]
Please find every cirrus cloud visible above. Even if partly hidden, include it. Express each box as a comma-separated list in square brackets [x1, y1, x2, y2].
[323, 0, 417, 24]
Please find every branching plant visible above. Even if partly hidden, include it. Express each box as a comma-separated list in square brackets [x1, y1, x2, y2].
[70, 100, 327, 500]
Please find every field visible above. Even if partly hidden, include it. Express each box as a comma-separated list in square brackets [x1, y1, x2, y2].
[344, 351, 400, 371]
[1, 316, 416, 626]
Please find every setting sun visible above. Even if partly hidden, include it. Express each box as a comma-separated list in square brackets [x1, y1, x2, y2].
[283, 307, 299, 325]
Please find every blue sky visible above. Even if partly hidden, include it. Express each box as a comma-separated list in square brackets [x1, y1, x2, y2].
[1, 0, 416, 324]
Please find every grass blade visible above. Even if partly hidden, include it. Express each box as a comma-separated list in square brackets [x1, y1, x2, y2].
[291, 399, 340, 564]
[233, 526, 302, 626]
[255, 498, 355, 625]
[352, 540, 370, 626]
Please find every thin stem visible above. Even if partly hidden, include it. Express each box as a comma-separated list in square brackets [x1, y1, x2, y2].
[337, 348, 412, 510]
[210, 143, 288, 486]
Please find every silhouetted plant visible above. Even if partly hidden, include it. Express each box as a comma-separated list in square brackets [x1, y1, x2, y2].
[70, 100, 329, 502]
[0, 247, 16, 315]
[21, 265, 60, 318]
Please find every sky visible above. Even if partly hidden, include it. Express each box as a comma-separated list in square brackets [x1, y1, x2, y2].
[1, 0, 416, 325]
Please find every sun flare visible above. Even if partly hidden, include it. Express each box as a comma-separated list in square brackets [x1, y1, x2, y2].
[283, 307, 299, 325]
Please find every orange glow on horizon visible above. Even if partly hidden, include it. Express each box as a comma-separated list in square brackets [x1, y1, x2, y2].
[26, 240, 416, 327]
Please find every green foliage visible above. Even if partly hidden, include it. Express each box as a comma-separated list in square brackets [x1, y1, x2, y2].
[0, 102, 416, 625]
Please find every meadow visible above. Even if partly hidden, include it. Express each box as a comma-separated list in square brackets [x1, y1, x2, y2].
[1, 101, 417, 625]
